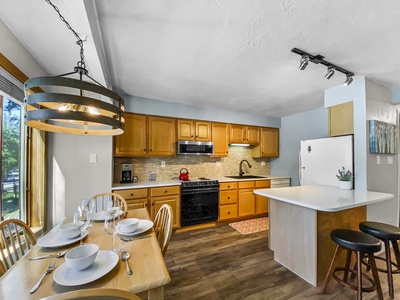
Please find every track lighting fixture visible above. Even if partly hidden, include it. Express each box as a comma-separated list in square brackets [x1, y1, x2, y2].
[343, 74, 353, 86]
[299, 55, 309, 70]
[292, 48, 354, 86]
[325, 66, 335, 79]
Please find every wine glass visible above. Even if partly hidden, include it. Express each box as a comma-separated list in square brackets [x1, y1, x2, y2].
[81, 198, 94, 226]
[106, 198, 121, 217]
[104, 214, 121, 252]
[73, 207, 90, 245]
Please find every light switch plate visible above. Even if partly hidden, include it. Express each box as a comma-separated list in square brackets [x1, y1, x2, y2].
[161, 161, 166, 167]
[261, 161, 265, 166]
[216, 160, 221, 167]
[90, 153, 97, 163]
[388, 156, 393, 164]
[377, 155, 380, 165]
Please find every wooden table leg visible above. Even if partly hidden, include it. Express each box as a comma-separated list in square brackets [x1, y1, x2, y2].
[148, 286, 164, 300]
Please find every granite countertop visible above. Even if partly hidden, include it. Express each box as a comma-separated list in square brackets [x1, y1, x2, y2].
[254, 185, 394, 212]
[112, 175, 290, 190]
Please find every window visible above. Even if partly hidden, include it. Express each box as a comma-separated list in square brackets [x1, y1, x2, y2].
[0, 52, 46, 232]
[1, 95, 25, 220]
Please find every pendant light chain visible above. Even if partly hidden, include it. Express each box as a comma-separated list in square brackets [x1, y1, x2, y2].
[44, 0, 86, 70]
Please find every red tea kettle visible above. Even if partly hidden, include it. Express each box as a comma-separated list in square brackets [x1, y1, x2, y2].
[179, 168, 189, 181]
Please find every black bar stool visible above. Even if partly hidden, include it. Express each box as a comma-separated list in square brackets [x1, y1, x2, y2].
[359, 221, 400, 299]
[322, 229, 383, 300]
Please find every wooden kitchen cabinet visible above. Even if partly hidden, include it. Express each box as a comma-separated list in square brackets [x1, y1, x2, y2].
[177, 119, 211, 141]
[211, 122, 229, 157]
[114, 114, 176, 157]
[114, 113, 147, 157]
[329, 101, 354, 136]
[255, 180, 270, 215]
[150, 185, 180, 228]
[238, 181, 255, 217]
[251, 127, 279, 158]
[148, 116, 176, 156]
[113, 188, 149, 215]
[219, 182, 238, 220]
[229, 124, 260, 145]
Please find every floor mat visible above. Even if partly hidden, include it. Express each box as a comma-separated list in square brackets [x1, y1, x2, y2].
[229, 217, 269, 235]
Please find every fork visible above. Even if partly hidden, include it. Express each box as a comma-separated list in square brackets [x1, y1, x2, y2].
[30, 262, 55, 294]
[29, 250, 68, 261]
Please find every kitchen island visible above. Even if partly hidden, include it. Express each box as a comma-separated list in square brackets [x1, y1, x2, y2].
[254, 185, 393, 287]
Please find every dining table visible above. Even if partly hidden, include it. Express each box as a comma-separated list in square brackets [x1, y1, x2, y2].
[0, 208, 171, 300]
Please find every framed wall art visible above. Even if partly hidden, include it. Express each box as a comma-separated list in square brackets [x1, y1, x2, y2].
[369, 120, 398, 154]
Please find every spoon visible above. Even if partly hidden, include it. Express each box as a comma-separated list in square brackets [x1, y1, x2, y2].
[29, 250, 68, 261]
[121, 251, 132, 275]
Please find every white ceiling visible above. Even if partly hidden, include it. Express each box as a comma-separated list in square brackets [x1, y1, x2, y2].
[1, 0, 400, 118]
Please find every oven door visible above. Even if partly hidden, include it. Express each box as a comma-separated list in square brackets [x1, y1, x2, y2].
[181, 188, 219, 227]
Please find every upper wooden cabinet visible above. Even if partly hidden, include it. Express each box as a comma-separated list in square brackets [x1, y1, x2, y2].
[177, 119, 211, 141]
[114, 113, 176, 157]
[251, 127, 279, 158]
[329, 101, 354, 136]
[229, 124, 260, 145]
[114, 113, 147, 157]
[211, 122, 229, 157]
[148, 116, 176, 156]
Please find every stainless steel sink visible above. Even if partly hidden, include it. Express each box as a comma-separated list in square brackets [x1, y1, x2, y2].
[225, 175, 268, 179]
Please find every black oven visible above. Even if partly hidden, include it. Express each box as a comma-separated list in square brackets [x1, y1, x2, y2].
[180, 180, 219, 227]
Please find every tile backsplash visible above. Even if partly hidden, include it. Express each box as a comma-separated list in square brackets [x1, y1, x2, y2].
[113, 146, 270, 183]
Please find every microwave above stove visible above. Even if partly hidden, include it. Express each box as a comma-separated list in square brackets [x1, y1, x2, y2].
[177, 140, 214, 155]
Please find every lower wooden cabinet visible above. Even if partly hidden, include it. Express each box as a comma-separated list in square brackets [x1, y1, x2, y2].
[238, 181, 255, 217]
[255, 180, 270, 214]
[114, 185, 181, 229]
[219, 182, 238, 220]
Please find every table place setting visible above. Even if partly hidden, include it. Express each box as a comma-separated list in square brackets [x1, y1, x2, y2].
[117, 218, 154, 237]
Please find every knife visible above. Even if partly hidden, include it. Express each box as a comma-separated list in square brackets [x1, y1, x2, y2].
[30, 261, 55, 294]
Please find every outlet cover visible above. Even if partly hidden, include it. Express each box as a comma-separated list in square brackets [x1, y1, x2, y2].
[261, 161, 265, 166]
[377, 155, 380, 165]
[388, 156, 393, 165]
[90, 153, 97, 163]
[161, 161, 166, 167]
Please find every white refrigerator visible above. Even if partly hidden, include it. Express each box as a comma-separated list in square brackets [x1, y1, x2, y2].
[299, 135, 353, 187]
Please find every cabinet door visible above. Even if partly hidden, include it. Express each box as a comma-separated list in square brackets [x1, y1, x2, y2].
[151, 195, 180, 229]
[177, 119, 195, 140]
[238, 189, 255, 217]
[114, 113, 147, 157]
[246, 126, 260, 145]
[255, 195, 268, 214]
[229, 124, 245, 143]
[195, 121, 211, 141]
[148, 116, 176, 156]
[329, 101, 354, 136]
[211, 122, 229, 157]
[261, 127, 279, 157]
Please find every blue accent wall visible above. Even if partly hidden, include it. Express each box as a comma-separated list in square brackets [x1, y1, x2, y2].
[270, 107, 328, 186]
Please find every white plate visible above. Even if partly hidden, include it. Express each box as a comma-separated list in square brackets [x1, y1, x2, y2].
[90, 210, 123, 221]
[118, 219, 153, 237]
[37, 230, 88, 248]
[53, 250, 119, 286]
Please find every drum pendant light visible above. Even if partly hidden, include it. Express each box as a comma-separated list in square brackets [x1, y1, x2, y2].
[24, 0, 125, 136]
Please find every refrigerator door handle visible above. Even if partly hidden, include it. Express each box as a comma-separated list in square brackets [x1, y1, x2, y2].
[299, 151, 303, 186]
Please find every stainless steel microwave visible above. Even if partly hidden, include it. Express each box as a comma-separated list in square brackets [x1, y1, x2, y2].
[177, 140, 214, 155]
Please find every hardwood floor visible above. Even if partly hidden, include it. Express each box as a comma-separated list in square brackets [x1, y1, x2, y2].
[164, 223, 400, 299]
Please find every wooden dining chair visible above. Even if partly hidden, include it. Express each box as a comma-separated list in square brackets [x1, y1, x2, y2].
[0, 218, 37, 272]
[40, 288, 142, 300]
[153, 204, 173, 256]
[91, 192, 128, 218]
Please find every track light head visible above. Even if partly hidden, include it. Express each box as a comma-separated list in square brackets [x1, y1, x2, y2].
[343, 74, 353, 86]
[325, 66, 335, 79]
[299, 55, 309, 70]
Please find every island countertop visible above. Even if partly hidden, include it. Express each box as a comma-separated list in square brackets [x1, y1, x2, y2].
[254, 185, 393, 212]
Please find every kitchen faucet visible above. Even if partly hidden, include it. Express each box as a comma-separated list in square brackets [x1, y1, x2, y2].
[239, 160, 252, 177]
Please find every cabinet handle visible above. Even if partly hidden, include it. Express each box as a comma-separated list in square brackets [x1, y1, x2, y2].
[143, 149, 146, 152]
[152, 203, 154, 206]
[228, 185, 230, 188]
[164, 190, 168, 193]
[228, 211, 230, 215]
[228, 196, 230, 199]
[130, 193, 134, 196]
[150, 149, 152, 152]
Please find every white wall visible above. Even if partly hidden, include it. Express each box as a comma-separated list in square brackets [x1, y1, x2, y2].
[47, 134, 113, 227]
[270, 107, 328, 186]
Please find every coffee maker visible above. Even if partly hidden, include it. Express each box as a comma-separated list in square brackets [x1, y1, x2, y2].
[120, 163, 133, 183]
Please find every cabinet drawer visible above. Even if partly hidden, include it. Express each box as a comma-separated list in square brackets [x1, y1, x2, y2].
[256, 180, 270, 188]
[238, 181, 255, 189]
[150, 185, 180, 197]
[219, 204, 238, 220]
[220, 182, 238, 190]
[115, 188, 148, 200]
[220, 190, 237, 205]
[126, 199, 148, 210]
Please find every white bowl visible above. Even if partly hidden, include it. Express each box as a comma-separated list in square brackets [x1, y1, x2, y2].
[65, 244, 99, 270]
[119, 218, 139, 234]
[59, 222, 80, 239]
